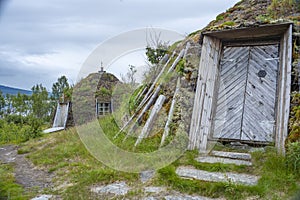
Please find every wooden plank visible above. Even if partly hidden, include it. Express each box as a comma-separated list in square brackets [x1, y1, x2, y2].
[204, 23, 291, 42]
[135, 85, 148, 104]
[167, 49, 185, 73]
[188, 36, 222, 152]
[195, 38, 212, 151]
[137, 52, 174, 111]
[123, 45, 187, 138]
[160, 78, 181, 147]
[135, 95, 166, 146]
[188, 36, 210, 150]
[117, 44, 188, 140]
[183, 42, 191, 60]
[276, 25, 292, 154]
[123, 85, 161, 140]
[281, 25, 292, 153]
[212, 46, 248, 141]
[241, 45, 279, 142]
[199, 37, 222, 152]
[189, 83, 205, 149]
[114, 56, 170, 138]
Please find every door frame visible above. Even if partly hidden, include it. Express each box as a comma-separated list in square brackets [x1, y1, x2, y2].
[188, 23, 293, 154]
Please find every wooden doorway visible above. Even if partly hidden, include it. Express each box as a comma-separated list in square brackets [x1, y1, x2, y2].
[212, 44, 279, 143]
[188, 22, 292, 153]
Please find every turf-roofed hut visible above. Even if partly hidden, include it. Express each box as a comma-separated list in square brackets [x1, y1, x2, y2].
[72, 68, 120, 125]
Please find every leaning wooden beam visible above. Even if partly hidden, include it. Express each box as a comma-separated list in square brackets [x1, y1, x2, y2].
[135, 85, 148, 105]
[167, 49, 185, 73]
[115, 44, 187, 139]
[160, 78, 181, 147]
[127, 47, 187, 139]
[183, 42, 191, 60]
[135, 95, 166, 146]
[137, 52, 174, 111]
[137, 46, 185, 112]
[136, 85, 161, 124]
[115, 55, 170, 139]
[134, 48, 184, 122]
[123, 85, 161, 141]
[114, 114, 135, 139]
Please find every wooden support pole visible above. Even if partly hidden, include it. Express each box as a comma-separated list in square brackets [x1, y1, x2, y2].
[135, 95, 166, 146]
[160, 78, 181, 147]
[123, 85, 161, 141]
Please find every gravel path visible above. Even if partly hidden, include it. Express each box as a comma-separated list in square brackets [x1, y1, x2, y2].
[0, 145, 53, 191]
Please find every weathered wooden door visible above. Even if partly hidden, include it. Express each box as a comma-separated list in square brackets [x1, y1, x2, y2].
[213, 44, 279, 142]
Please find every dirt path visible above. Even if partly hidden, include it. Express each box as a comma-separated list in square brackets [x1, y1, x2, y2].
[0, 145, 53, 191]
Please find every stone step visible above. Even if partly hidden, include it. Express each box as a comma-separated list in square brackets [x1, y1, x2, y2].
[196, 156, 252, 166]
[164, 195, 221, 200]
[210, 151, 251, 160]
[176, 166, 259, 186]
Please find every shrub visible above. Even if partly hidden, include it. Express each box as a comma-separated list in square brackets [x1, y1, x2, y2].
[0, 116, 42, 144]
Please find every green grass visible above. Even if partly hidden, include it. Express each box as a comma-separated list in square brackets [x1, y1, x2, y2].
[251, 148, 299, 199]
[215, 13, 226, 22]
[168, 40, 183, 52]
[222, 21, 235, 26]
[155, 165, 261, 200]
[99, 115, 163, 153]
[4, 117, 300, 199]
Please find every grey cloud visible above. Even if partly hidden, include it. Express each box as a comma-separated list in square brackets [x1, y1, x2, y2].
[0, 0, 239, 90]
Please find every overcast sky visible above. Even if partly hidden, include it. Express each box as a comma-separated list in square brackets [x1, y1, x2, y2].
[0, 0, 239, 91]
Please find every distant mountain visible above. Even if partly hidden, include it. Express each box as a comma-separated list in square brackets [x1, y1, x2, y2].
[0, 85, 32, 96]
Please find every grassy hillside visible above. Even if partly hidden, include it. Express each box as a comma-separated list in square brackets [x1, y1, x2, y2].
[0, 116, 299, 199]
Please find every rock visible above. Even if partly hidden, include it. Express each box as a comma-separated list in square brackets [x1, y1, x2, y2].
[31, 195, 53, 200]
[165, 194, 218, 200]
[140, 170, 156, 183]
[144, 186, 166, 193]
[90, 181, 130, 195]
[143, 197, 158, 200]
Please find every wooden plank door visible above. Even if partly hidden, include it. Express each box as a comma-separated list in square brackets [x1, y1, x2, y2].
[241, 45, 279, 142]
[213, 46, 249, 140]
[212, 44, 279, 143]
